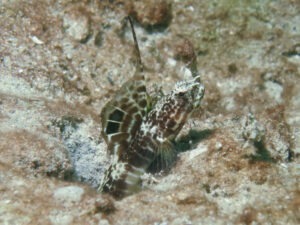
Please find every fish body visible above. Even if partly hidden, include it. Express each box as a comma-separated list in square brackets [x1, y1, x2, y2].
[99, 74, 204, 198]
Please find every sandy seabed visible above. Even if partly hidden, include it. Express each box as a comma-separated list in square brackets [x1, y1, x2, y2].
[0, 1, 299, 224]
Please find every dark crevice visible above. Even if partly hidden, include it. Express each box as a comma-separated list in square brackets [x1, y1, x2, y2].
[175, 129, 214, 153]
[249, 141, 275, 163]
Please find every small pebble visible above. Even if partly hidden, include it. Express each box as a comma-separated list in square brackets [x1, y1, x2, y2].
[215, 142, 223, 150]
[53, 186, 84, 204]
[128, 0, 172, 29]
[63, 7, 90, 42]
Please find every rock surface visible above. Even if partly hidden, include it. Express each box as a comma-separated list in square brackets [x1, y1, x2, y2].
[0, 0, 299, 224]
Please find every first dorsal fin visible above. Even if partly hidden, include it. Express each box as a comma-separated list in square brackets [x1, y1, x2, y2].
[101, 78, 150, 156]
[101, 16, 150, 158]
[127, 16, 143, 74]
